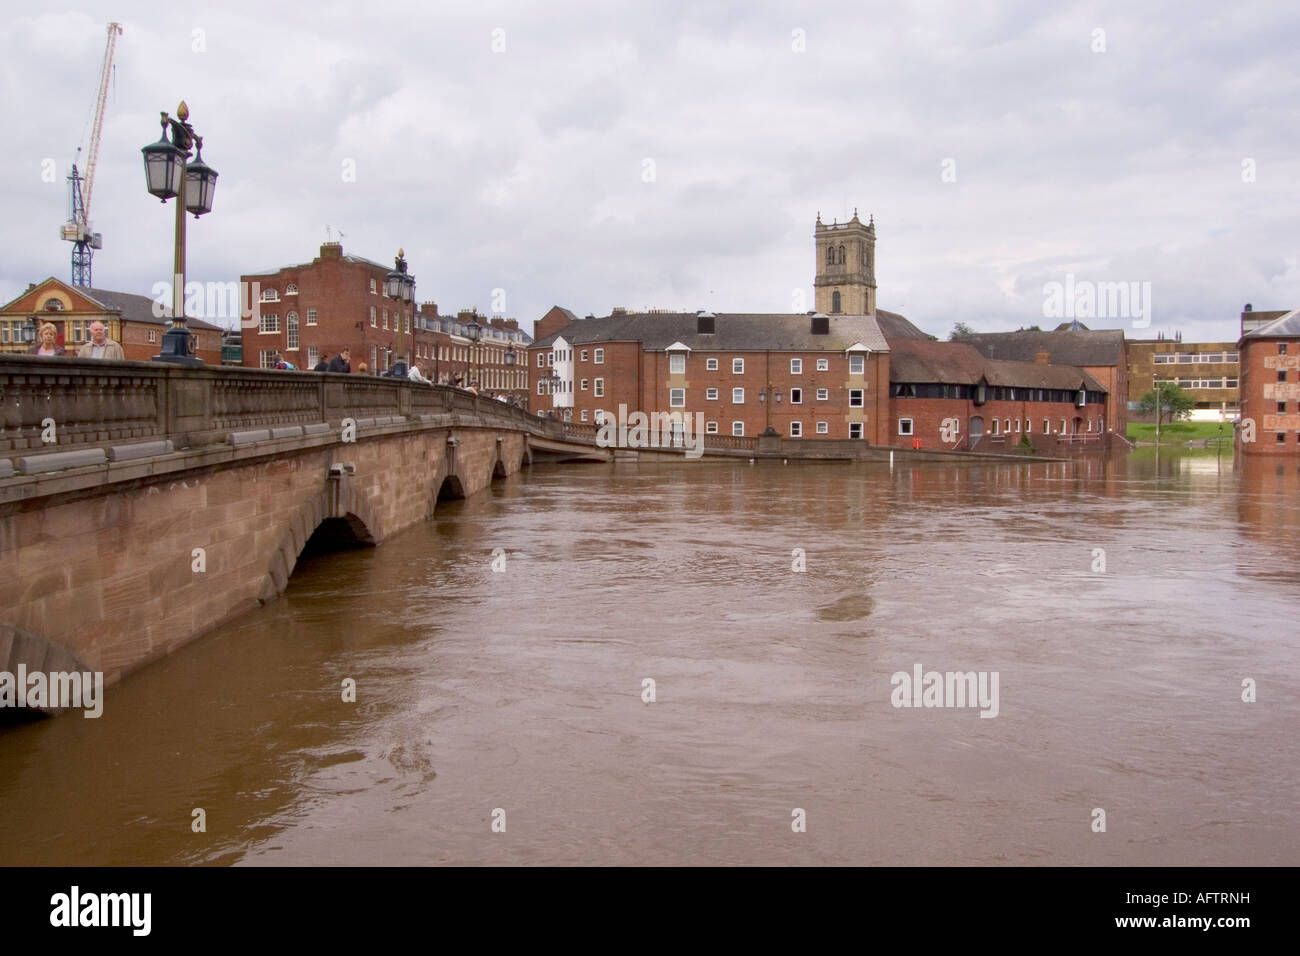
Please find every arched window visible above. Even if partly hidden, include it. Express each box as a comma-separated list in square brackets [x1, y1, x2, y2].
[838, 245, 845, 265]
[285, 283, 298, 295]
[43, 298, 63, 311]
[827, 246, 835, 266]
[831, 291, 842, 313]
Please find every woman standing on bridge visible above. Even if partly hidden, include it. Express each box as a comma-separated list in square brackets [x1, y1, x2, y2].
[28, 322, 65, 356]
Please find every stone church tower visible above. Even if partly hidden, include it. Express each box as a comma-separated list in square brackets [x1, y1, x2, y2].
[813, 210, 876, 314]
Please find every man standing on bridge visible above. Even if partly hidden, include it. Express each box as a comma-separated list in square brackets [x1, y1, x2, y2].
[77, 321, 124, 360]
[327, 348, 351, 373]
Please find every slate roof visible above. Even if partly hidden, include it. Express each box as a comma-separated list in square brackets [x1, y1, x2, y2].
[1242, 308, 1300, 339]
[532, 311, 891, 352]
[87, 288, 223, 331]
[889, 338, 1106, 391]
[954, 328, 1125, 366]
[875, 309, 935, 342]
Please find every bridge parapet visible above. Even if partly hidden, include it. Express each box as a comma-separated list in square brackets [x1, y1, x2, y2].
[0, 356, 549, 455]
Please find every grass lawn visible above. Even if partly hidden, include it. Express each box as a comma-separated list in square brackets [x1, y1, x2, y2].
[1128, 421, 1233, 444]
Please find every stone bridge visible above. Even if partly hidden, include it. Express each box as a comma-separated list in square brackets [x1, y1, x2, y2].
[0, 356, 612, 701]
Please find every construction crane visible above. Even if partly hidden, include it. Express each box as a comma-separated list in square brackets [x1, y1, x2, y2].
[61, 21, 122, 287]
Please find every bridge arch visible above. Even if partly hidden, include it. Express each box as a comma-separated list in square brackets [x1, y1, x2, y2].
[0, 624, 92, 720]
[258, 483, 381, 603]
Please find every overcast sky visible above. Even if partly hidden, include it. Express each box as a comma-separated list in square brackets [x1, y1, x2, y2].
[2, 1, 1297, 342]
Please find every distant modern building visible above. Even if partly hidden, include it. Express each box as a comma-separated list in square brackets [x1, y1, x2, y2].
[1127, 336, 1240, 421]
[1241, 303, 1290, 337]
[1237, 308, 1300, 455]
[0, 277, 222, 363]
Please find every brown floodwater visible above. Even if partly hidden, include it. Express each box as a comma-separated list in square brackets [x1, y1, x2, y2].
[1, 451, 1297, 866]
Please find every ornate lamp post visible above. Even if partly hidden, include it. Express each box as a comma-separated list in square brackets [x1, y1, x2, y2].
[385, 249, 414, 370]
[23, 315, 39, 346]
[759, 384, 783, 436]
[141, 101, 217, 365]
[504, 343, 517, 397]
[464, 319, 483, 386]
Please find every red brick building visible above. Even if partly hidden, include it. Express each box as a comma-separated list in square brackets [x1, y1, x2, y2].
[0, 277, 222, 364]
[889, 339, 1110, 451]
[241, 242, 530, 392]
[952, 324, 1128, 435]
[1237, 308, 1300, 455]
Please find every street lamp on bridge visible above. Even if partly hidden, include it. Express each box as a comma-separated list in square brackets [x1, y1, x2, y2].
[385, 249, 414, 370]
[140, 100, 218, 366]
[464, 318, 483, 387]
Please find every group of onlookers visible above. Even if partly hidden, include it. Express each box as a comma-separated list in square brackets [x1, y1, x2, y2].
[25, 321, 124, 360]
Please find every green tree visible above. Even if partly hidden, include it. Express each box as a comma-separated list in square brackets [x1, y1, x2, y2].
[948, 321, 974, 340]
[1138, 382, 1195, 425]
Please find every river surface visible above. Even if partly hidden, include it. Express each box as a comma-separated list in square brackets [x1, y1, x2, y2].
[2, 452, 1298, 866]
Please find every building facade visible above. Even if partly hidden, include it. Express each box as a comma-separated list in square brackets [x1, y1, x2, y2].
[240, 242, 529, 391]
[1237, 309, 1300, 456]
[1127, 337, 1240, 421]
[0, 278, 222, 364]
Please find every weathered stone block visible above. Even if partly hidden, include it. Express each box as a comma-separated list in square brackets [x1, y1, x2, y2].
[17, 448, 108, 474]
[229, 429, 271, 446]
[108, 440, 175, 462]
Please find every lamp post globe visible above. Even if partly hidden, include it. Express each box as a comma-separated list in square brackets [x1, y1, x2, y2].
[141, 132, 184, 201]
[183, 142, 218, 217]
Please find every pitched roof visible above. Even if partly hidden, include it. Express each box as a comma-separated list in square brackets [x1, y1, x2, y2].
[533, 311, 891, 352]
[889, 338, 1105, 391]
[1242, 308, 1300, 339]
[87, 288, 223, 331]
[954, 328, 1125, 366]
[875, 309, 935, 342]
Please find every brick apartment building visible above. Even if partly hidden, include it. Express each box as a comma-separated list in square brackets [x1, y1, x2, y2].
[0, 277, 222, 363]
[528, 212, 1110, 450]
[240, 241, 529, 393]
[1237, 308, 1300, 456]
[953, 323, 1128, 435]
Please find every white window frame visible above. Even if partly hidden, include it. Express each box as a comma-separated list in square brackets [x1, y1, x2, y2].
[261, 289, 279, 302]
[369, 279, 377, 294]
[789, 387, 802, 404]
[580, 379, 588, 391]
[147, 330, 156, 343]
[849, 422, 863, 439]
[816, 358, 829, 372]
[849, 389, 864, 407]
[306, 308, 317, 326]
[537, 381, 545, 395]
[732, 387, 744, 404]
[790, 421, 802, 437]
[732, 421, 744, 437]
[581, 410, 588, 422]
[669, 388, 685, 407]
[580, 349, 588, 362]
[706, 357, 719, 371]
[849, 354, 865, 375]
[898, 418, 914, 436]
[816, 421, 828, 434]
[670, 353, 686, 374]
[594, 348, 604, 364]
[706, 387, 719, 400]
[537, 352, 545, 368]
[732, 357, 744, 374]
[259, 349, 278, 368]
[286, 312, 299, 350]
[259, 313, 279, 334]
[790, 358, 802, 374]
[594, 378, 605, 397]
[816, 387, 829, 401]
[706, 421, 718, 434]
[370, 307, 377, 328]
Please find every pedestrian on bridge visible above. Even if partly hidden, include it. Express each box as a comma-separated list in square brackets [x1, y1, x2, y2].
[77, 321, 125, 360]
[28, 323, 65, 356]
[327, 348, 351, 373]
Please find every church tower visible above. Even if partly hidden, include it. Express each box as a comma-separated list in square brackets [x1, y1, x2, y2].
[813, 209, 876, 314]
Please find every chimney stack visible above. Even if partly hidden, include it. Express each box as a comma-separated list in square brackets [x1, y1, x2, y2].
[1034, 348, 1051, 364]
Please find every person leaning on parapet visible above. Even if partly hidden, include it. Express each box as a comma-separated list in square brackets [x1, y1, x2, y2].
[408, 361, 431, 385]
[314, 352, 330, 372]
[28, 322, 65, 356]
[327, 348, 351, 373]
[77, 321, 125, 360]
